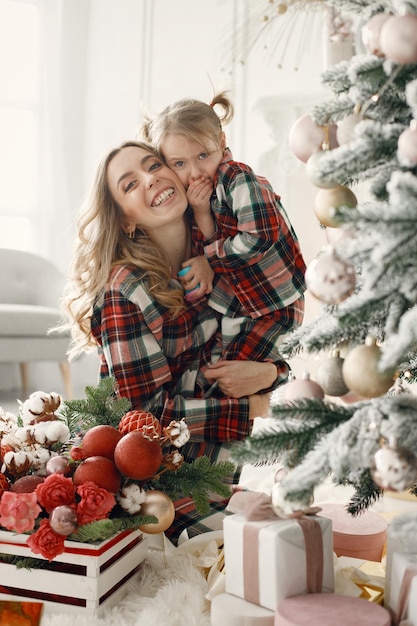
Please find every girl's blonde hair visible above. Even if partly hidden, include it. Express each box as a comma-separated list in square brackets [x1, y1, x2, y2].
[142, 91, 234, 153]
[59, 140, 186, 360]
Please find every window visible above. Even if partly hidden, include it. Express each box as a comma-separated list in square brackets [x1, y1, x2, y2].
[0, 0, 40, 251]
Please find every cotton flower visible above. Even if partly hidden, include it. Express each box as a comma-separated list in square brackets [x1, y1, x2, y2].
[19, 391, 62, 425]
[163, 419, 190, 447]
[117, 483, 146, 514]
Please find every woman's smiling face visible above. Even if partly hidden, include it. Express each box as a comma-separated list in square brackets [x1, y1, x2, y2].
[107, 145, 188, 233]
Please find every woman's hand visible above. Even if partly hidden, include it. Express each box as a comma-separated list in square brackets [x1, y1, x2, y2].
[205, 360, 277, 398]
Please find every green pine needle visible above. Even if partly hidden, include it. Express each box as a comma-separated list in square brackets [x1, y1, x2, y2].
[60, 377, 131, 434]
[231, 399, 354, 466]
[67, 513, 157, 542]
[148, 456, 235, 516]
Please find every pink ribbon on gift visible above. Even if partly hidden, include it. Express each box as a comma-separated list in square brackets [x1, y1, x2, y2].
[393, 564, 417, 626]
[227, 491, 324, 606]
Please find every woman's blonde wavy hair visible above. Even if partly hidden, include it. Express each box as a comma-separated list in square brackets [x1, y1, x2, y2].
[59, 140, 186, 360]
[141, 91, 234, 154]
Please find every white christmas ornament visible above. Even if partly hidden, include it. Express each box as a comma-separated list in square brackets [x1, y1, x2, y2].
[336, 113, 362, 145]
[398, 121, 417, 165]
[361, 13, 392, 56]
[379, 14, 417, 65]
[306, 151, 339, 189]
[289, 114, 338, 163]
[372, 440, 417, 491]
[305, 247, 356, 305]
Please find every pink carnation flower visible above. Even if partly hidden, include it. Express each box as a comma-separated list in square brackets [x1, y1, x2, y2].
[0, 491, 42, 533]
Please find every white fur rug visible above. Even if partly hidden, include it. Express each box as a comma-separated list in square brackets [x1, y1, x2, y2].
[41, 548, 212, 626]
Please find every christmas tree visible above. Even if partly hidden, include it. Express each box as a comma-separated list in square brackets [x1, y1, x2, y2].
[231, 0, 417, 516]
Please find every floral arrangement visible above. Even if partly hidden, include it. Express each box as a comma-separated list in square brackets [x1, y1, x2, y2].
[0, 378, 233, 564]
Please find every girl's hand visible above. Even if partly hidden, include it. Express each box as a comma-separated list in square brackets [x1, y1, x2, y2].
[179, 254, 214, 299]
[187, 176, 213, 216]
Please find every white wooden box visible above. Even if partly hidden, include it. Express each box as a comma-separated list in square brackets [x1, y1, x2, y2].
[0, 528, 148, 616]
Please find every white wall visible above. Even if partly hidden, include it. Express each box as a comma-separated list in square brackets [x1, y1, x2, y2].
[1, 0, 347, 396]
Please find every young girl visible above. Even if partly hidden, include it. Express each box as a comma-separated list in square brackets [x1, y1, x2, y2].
[142, 93, 306, 385]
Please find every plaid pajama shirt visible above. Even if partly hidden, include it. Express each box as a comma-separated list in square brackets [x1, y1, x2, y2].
[91, 264, 251, 542]
[192, 149, 307, 380]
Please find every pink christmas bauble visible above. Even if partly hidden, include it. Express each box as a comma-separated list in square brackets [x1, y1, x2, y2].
[282, 373, 324, 401]
[325, 226, 344, 245]
[380, 14, 417, 64]
[289, 114, 338, 163]
[305, 248, 356, 305]
[361, 13, 392, 56]
[398, 124, 417, 165]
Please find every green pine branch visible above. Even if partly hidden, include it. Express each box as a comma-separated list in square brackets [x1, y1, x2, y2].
[67, 513, 157, 542]
[147, 456, 235, 516]
[60, 377, 131, 434]
[345, 469, 383, 515]
[231, 399, 354, 467]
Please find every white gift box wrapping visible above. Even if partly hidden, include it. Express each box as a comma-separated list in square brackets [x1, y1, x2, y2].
[223, 513, 334, 611]
[385, 520, 417, 606]
[386, 552, 417, 626]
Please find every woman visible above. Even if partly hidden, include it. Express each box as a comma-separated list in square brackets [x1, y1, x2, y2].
[61, 140, 282, 540]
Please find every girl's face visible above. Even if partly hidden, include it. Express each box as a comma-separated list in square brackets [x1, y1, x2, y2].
[161, 133, 225, 189]
[107, 145, 188, 234]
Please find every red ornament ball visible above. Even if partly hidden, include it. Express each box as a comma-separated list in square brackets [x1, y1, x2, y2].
[118, 410, 162, 440]
[10, 475, 44, 493]
[73, 455, 122, 493]
[80, 424, 123, 460]
[114, 432, 163, 480]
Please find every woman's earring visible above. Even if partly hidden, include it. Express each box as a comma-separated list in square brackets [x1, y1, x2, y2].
[128, 228, 135, 239]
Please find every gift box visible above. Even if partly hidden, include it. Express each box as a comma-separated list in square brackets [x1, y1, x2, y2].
[384, 511, 417, 607]
[385, 552, 417, 625]
[318, 504, 387, 561]
[0, 529, 148, 616]
[223, 510, 334, 611]
[211, 592, 274, 626]
[274, 593, 391, 626]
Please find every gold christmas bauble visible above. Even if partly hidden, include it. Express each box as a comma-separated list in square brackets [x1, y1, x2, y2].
[314, 185, 357, 228]
[138, 490, 175, 534]
[342, 337, 396, 399]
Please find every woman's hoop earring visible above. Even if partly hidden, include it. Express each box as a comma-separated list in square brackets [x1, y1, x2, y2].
[128, 229, 135, 239]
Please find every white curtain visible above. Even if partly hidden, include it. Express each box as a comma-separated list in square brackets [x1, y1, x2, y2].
[38, 0, 146, 274]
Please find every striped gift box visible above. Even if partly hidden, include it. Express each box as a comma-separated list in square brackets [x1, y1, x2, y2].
[0, 529, 148, 616]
